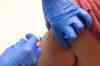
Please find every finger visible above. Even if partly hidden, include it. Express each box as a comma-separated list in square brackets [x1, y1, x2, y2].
[35, 48, 42, 57]
[25, 33, 39, 49]
[63, 26, 77, 43]
[14, 38, 27, 48]
[34, 47, 42, 61]
[19, 39, 27, 43]
[26, 33, 34, 40]
[71, 16, 84, 33]
[77, 9, 93, 29]
[26, 33, 38, 43]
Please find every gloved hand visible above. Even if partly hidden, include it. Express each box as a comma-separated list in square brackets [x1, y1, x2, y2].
[42, 0, 93, 48]
[0, 34, 41, 66]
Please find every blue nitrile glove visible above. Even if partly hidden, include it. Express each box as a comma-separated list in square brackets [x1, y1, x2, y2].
[42, 0, 92, 48]
[0, 33, 41, 66]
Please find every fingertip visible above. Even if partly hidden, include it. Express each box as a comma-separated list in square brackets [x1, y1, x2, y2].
[26, 33, 38, 42]
[77, 9, 93, 29]
[64, 26, 77, 42]
[71, 16, 84, 33]
[26, 33, 34, 39]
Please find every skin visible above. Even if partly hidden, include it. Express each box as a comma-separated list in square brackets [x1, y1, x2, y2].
[38, 28, 100, 66]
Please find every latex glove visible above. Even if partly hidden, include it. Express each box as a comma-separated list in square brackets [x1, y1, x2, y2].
[0, 33, 41, 66]
[42, 0, 92, 48]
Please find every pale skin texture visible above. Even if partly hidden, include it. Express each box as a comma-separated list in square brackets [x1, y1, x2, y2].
[38, 28, 100, 66]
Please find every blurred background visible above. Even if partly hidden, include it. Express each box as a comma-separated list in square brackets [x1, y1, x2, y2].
[0, 0, 47, 54]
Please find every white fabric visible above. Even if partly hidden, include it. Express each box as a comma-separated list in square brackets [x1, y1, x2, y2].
[0, 0, 47, 54]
